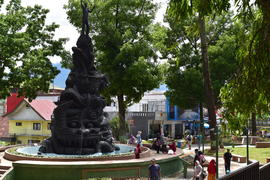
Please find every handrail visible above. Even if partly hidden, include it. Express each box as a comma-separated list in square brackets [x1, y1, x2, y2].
[219, 161, 259, 180]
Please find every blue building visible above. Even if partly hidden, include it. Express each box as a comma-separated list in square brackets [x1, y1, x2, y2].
[163, 98, 201, 138]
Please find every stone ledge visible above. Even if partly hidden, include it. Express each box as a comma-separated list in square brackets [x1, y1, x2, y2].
[256, 142, 270, 148]
[3, 145, 150, 162]
[232, 154, 246, 163]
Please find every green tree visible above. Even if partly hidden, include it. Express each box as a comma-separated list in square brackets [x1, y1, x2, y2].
[158, 13, 237, 150]
[167, 0, 230, 147]
[220, 3, 270, 136]
[0, 0, 69, 99]
[65, 0, 161, 136]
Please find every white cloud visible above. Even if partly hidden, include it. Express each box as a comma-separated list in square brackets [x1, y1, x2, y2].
[20, 0, 168, 64]
[21, 0, 79, 64]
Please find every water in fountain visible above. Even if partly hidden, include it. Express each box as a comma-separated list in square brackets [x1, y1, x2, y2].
[17, 144, 133, 158]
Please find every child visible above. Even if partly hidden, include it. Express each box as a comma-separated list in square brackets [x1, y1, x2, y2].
[169, 140, 177, 154]
[134, 144, 141, 159]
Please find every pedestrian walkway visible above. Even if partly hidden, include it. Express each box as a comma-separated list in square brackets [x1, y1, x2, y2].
[174, 144, 248, 179]
[0, 152, 12, 166]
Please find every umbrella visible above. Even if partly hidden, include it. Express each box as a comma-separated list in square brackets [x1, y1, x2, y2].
[204, 123, 210, 129]
[180, 109, 199, 120]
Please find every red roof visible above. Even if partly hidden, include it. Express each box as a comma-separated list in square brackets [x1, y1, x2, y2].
[6, 93, 24, 114]
[26, 99, 56, 120]
[4, 99, 56, 121]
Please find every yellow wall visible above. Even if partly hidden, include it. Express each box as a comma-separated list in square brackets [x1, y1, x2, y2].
[16, 136, 49, 145]
[9, 120, 51, 144]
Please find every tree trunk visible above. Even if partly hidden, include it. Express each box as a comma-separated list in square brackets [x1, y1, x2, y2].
[251, 112, 257, 136]
[117, 94, 127, 138]
[199, 102, 205, 152]
[199, 102, 204, 134]
[198, 13, 217, 150]
[257, 0, 270, 48]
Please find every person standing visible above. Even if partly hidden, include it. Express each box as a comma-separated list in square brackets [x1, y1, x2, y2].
[134, 143, 141, 159]
[207, 159, 216, 180]
[129, 134, 136, 145]
[193, 160, 203, 180]
[198, 151, 206, 166]
[197, 134, 202, 150]
[224, 149, 232, 174]
[148, 158, 161, 180]
[194, 149, 200, 167]
[136, 131, 142, 145]
[155, 138, 161, 154]
[186, 134, 192, 150]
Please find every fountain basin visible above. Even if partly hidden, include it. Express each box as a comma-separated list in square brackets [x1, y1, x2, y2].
[4, 144, 150, 161]
[2, 146, 186, 180]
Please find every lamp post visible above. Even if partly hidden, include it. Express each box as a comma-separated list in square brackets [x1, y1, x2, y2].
[215, 126, 219, 179]
[246, 126, 249, 165]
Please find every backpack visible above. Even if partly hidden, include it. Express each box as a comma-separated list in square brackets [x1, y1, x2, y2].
[202, 170, 207, 179]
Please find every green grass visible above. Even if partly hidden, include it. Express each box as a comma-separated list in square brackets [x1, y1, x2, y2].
[204, 147, 270, 165]
[229, 147, 270, 164]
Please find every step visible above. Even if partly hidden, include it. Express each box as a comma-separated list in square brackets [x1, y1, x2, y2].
[0, 170, 6, 174]
[0, 165, 11, 170]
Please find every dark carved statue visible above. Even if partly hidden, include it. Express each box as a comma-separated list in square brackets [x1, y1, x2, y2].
[39, 1, 119, 155]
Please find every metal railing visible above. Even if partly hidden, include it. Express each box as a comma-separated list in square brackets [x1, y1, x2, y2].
[126, 112, 155, 119]
[9, 128, 50, 136]
[219, 161, 259, 180]
[259, 162, 270, 180]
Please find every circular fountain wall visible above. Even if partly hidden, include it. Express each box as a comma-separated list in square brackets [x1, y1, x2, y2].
[4, 144, 150, 161]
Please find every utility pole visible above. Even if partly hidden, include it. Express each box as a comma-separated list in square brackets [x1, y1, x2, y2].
[216, 126, 219, 179]
[247, 124, 249, 165]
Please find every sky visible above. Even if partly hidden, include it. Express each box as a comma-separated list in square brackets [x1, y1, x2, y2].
[20, 0, 168, 88]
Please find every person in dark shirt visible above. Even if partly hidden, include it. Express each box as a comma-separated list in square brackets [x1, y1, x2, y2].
[223, 149, 232, 174]
[148, 158, 161, 180]
[194, 149, 200, 167]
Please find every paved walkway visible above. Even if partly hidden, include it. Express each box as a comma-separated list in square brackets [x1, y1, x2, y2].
[163, 144, 247, 179]
[0, 152, 12, 166]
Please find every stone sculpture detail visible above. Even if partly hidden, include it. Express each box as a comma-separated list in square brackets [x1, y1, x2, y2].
[39, 1, 119, 155]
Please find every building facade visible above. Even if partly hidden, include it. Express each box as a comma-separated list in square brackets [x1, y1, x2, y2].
[4, 99, 55, 144]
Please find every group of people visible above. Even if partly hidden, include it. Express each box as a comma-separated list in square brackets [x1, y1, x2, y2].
[131, 131, 179, 160]
[193, 149, 209, 180]
[152, 133, 177, 155]
[193, 148, 233, 180]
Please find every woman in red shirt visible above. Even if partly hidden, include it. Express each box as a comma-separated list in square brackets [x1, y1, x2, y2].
[207, 159, 216, 180]
[135, 144, 141, 159]
[168, 140, 177, 154]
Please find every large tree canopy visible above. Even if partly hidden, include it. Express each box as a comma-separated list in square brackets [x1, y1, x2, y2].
[166, 0, 230, 147]
[65, 0, 161, 136]
[151, 12, 238, 119]
[0, 0, 69, 99]
[167, 0, 270, 139]
[220, 1, 270, 134]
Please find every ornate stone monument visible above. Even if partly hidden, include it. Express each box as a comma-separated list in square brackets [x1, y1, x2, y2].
[39, 1, 119, 155]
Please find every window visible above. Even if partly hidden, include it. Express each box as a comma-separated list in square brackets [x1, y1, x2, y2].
[16, 122, 22, 126]
[169, 105, 175, 119]
[142, 104, 148, 112]
[33, 123, 41, 130]
[47, 123, 51, 130]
